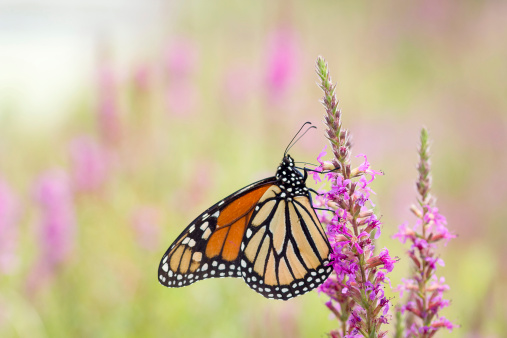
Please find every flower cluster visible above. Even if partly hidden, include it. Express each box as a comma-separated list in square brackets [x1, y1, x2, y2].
[393, 128, 458, 337]
[315, 57, 397, 338]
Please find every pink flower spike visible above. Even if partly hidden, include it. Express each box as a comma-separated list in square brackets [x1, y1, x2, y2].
[316, 57, 394, 337]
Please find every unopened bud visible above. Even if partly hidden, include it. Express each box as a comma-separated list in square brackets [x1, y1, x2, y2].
[327, 201, 339, 210]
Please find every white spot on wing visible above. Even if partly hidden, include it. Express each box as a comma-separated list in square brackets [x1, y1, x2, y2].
[162, 263, 168, 272]
[202, 227, 211, 239]
[200, 222, 209, 230]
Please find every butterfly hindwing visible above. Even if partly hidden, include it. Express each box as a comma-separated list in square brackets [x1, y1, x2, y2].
[239, 185, 333, 300]
[158, 178, 276, 288]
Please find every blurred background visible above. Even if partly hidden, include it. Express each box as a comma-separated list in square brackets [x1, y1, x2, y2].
[1, 0, 506, 337]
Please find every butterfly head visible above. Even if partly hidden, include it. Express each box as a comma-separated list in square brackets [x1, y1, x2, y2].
[275, 154, 308, 197]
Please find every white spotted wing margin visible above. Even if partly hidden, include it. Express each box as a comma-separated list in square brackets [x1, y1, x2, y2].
[158, 177, 276, 288]
[238, 185, 333, 301]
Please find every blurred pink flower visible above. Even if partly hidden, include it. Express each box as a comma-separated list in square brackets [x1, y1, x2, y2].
[133, 64, 151, 92]
[0, 179, 20, 274]
[130, 206, 161, 251]
[166, 83, 198, 117]
[27, 169, 76, 294]
[164, 37, 200, 117]
[264, 27, 300, 103]
[33, 169, 76, 268]
[97, 64, 121, 144]
[69, 136, 108, 193]
[222, 64, 258, 105]
[165, 37, 198, 79]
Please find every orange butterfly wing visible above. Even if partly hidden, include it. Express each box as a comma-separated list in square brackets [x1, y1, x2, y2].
[158, 178, 275, 288]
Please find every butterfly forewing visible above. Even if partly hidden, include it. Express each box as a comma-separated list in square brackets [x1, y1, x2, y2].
[158, 178, 276, 288]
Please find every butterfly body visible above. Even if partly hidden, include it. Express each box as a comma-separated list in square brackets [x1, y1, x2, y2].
[158, 154, 332, 300]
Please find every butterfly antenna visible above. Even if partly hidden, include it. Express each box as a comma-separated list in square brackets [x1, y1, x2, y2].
[294, 161, 319, 167]
[284, 122, 316, 156]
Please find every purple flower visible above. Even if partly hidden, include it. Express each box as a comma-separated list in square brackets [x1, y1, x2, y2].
[311, 147, 328, 183]
[424, 256, 445, 269]
[366, 248, 397, 272]
[355, 154, 382, 183]
[431, 317, 458, 331]
[365, 215, 382, 239]
[392, 222, 415, 243]
[0, 179, 20, 274]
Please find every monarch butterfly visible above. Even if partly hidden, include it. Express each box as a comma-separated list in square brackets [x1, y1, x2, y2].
[158, 123, 333, 300]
